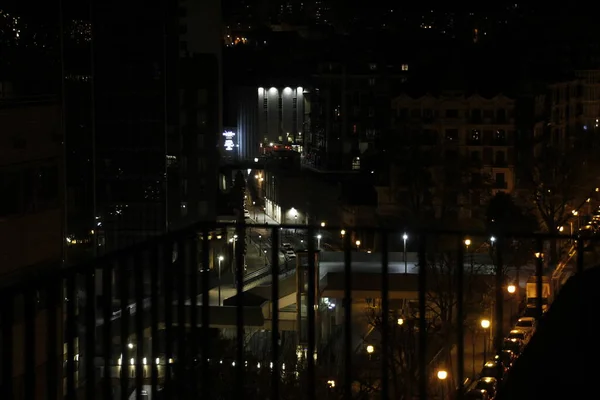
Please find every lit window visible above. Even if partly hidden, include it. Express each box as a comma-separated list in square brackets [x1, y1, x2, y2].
[352, 157, 360, 170]
[401, 64, 409, 71]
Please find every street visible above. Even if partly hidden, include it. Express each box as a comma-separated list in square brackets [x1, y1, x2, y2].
[449, 298, 516, 383]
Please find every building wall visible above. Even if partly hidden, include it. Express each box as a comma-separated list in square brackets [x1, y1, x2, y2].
[391, 93, 517, 193]
[263, 170, 341, 226]
[258, 86, 305, 146]
[307, 62, 408, 171]
[0, 99, 63, 276]
[237, 87, 259, 159]
[92, 0, 221, 252]
[384, 93, 517, 222]
[576, 70, 600, 129]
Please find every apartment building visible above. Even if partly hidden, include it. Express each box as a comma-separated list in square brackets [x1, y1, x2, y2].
[0, 97, 64, 398]
[378, 92, 516, 223]
[0, 97, 63, 276]
[306, 61, 408, 171]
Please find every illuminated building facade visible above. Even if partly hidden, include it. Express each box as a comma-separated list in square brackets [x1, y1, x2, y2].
[234, 85, 308, 160]
[258, 86, 307, 147]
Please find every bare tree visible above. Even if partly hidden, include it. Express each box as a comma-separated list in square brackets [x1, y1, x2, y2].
[525, 145, 594, 263]
[389, 147, 492, 229]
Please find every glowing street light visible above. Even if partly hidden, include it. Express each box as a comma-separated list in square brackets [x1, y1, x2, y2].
[218, 255, 225, 304]
[403, 233, 408, 273]
[355, 240, 361, 250]
[321, 221, 326, 227]
[317, 234, 322, 249]
[397, 318, 404, 326]
[437, 369, 448, 399]
[480, 319, 490, 361]
[464, 238, 471, 247]
[366, 345, 374, 354]
[507, 284, 516, 294]
[490, 236, 496, 244]
[340, 229, 346, 236]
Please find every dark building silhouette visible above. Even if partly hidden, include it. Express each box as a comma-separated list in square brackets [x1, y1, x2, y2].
[84, 0, 221, 253]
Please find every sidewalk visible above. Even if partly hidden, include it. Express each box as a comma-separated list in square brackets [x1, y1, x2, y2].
[248, 207, 279, 226]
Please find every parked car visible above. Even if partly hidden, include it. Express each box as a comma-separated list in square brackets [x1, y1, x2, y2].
[514, 317, 536, 334]
[285, 249, 296, 259]
[480, 360, 505, 380]
[502, 338, 524, 355]
[474, 377, 497, 399]
[282, 243, 293, 250]
[507, 329, 529, 342]
[495, 350, 517, 369]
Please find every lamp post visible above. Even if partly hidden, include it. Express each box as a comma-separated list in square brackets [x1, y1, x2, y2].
[366, 344, 374, 360]
[218, 255, 224, 305]
[355, 240, 361, 251]
[507, 284, 516, 323]
[258, 234, 262, 252]
[317, 234, 322, 250]
[437, 370, 448, 400]
[321, 221, 326, 228]
[403, 233, 408, 274]
[465, 238, 473, 273]
[481, 319, 490, 363]
[253, 201, 256, 220]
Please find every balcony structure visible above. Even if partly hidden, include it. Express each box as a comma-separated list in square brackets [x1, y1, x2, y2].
[0, 222, 589, 399]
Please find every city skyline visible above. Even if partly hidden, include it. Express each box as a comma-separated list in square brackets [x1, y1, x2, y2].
[0, 2, 597, 399]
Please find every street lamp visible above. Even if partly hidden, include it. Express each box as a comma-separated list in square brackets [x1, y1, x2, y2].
[218, 255, 224, 305]
[355, 240, 361, 250]
[481, 319, 490, 362]
[321, 221, 326, 227]
[258, 234, 262, 252]
[366, 345, 374, 359]
[397, 318, 404, 326]
[403, 233, 408, 274]
[490, 236, 496, 244]
[253, 201, 256, 219]
[317, 234, 322, 249]
[465, 238, 473, 273]
[437, 370, 448, 400]
[507, 284, 516, 322]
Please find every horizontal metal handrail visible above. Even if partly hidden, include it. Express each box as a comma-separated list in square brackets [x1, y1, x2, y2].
[0, 221, 590, 400]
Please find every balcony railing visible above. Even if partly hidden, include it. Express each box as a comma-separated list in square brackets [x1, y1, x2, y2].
[0, 222, 590, 399]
